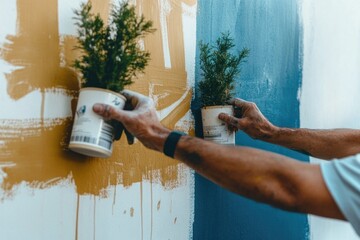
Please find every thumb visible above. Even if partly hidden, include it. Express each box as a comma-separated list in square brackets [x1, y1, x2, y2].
[93, 103, 128, 122]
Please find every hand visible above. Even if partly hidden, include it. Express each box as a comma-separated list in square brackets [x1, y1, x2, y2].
[92, 90, 170, 151]
[218, 98, 278, 140]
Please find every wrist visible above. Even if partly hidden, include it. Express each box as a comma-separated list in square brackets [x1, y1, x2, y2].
[148, 125, 171, 152]
[269, 126, 295, 144]
[270, 125, 281, 139]
[163, 131, 187, 158]
[255, 123, 280, 142]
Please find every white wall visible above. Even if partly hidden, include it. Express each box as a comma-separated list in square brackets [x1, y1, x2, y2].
[301, 0, 360, 239]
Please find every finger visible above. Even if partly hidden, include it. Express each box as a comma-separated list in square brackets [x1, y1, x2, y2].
[121, 89, 143, 100]
[229, 98, 252, 108]
[124, 128, 135, 145]
[121, 90, 140, 108]
[218, 113, 240, 128]
[121, 90, 150, 106]
[121, 90, 154, 110]
[112, 121, 124, 141]
[123, 99, 134, 111]
[227, 124, 237, 132]
[93, 103, 129, 122]
[112, 121, 134, 143]
[234, 107, 243, 118]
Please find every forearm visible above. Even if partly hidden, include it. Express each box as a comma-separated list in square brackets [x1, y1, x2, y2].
[172, 135, 343, 219]
[151, 126, 297, 206]
[150, 127, 341, 218]
[268, 127, 360, 160]
[218, 98, 360, 160]
[174, 136, 304, 209]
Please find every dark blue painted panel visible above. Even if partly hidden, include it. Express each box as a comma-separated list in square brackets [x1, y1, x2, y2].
[193, 0, 309, 239]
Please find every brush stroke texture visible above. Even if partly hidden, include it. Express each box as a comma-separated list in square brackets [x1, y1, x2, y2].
[0, 0, 192, 195]
[193, 0, 309, 239]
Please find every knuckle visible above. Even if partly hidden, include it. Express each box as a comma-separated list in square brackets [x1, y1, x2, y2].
[234, 98, 242, 106]
[105, 105, 116, 118]
[230, 117, 238, 125]
[248, 102, 257, 109]
[238, 118, 249, 128]
[221, 114, 230, 122]
[249, 102, 256, 107]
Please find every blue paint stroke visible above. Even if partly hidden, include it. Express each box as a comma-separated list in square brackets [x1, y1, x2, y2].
[193, 0, 309, 239]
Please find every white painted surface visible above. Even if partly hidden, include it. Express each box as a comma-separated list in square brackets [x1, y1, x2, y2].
[58, 0, 82, 36]
[158, 0, 172, 69]
[0, 0, 16, 40]
[44, 90, 73, 119]
[301, 0, 360, 239]
[182, 2, 197, 89]
[0, 169, 194, 240]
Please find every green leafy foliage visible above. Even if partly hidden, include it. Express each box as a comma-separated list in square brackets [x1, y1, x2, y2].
[73, 1, 155, 92]
[198, 32, 249, 107]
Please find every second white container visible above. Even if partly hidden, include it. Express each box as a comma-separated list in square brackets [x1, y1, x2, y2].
[201, 105, 235, 145]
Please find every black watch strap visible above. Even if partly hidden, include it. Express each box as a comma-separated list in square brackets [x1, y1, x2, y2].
[163, 131, 186, 158]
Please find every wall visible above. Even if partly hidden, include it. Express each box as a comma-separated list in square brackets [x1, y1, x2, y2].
[2, 0, 360, 239]
[193, 0, 360, 239]
[301, 0, 360, 239]
[193, 0, 309, 239]
[0, 0, 196, 239]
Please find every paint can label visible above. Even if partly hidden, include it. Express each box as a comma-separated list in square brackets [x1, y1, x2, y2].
[203, 124, 234, 144]
[70, 117, 114, 151]
[201, 106, 235, 145]
[69, 88, 126, 157]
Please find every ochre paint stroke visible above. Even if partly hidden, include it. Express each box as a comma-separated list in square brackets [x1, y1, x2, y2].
[0, 0, 195, 196]
[161, 89, 192, 128]
[90, 0, 111, 23]
[168, 0, 186, 71]
[0, 108, 189, 195]
[0, 0, 79, 100]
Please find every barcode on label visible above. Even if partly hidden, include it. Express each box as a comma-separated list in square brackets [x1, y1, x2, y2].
[70, 135, 97, 144]
[99, 124, 113, 150]
[71, 124, 114, 151]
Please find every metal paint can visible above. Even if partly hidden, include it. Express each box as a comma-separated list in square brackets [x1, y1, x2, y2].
[69, 87, 126, 158]
[201, 105, 235, 145]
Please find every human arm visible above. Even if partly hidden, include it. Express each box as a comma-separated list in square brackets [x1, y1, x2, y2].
[92, 91, 344, 220]
[218, 98, 360, 160]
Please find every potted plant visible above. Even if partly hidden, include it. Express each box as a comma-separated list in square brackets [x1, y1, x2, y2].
[69, 1, 155, 158]
[198, 32, 249, 145]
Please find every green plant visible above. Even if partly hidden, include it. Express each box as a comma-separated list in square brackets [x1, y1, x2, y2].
[198, 32, 249, 107]
[73, 1, 155, 92]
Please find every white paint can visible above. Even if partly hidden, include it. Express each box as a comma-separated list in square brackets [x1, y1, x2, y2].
[201, 105, 235, 145]
[69, 87, 126, 158]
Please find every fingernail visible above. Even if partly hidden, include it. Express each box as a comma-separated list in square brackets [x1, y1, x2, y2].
[93, 104, 104, 113]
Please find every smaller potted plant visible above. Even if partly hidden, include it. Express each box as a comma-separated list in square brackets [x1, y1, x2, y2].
[69, 1, 155, 158]
[198, 32, 249, 145]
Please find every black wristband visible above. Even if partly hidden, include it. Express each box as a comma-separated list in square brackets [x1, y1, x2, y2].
[163, 131, 186, 158]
